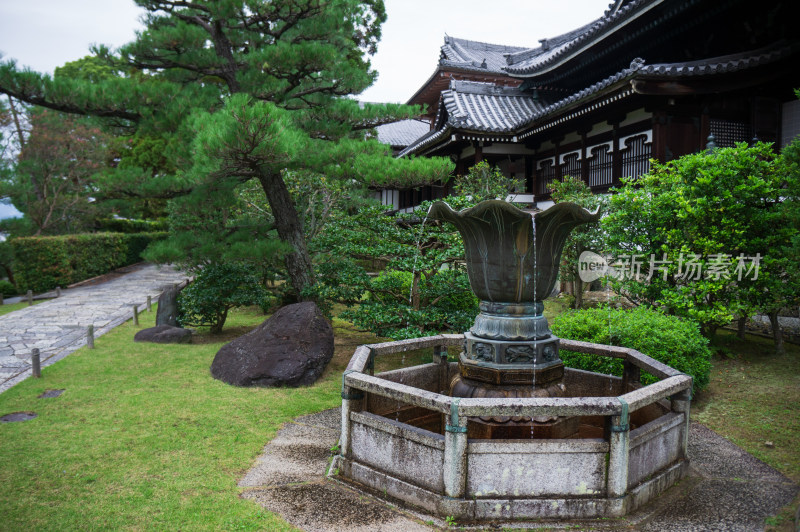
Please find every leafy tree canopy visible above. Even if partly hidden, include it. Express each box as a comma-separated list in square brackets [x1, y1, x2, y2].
[604, 141, 799, 344]
[0, 0, 453, 297]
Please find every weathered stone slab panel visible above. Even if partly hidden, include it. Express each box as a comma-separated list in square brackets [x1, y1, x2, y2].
[473, 496, 626, 520]
[628, 412, 683, 488]
[467, 445, 606, 498]
[350, 414, 444, 493]
[369, 364, 441, 414]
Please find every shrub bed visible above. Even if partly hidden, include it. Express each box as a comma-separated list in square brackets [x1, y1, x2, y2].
[551, 306, 712, 391]
[95, 218, 168, 233]
[0, 280, 16, 297]
[10, 232, 168, 293]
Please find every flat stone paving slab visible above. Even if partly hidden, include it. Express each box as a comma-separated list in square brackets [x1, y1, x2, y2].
[638, 424, 799, 532]
[0, 264, 188, 394]
[241, 410, 799, 531]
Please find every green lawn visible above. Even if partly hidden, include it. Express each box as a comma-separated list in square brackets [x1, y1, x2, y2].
[693, 331, 800, 482]
[1, 301, 797, 530]
[0, 300, 42, 317]
[0, 307, 377, 531]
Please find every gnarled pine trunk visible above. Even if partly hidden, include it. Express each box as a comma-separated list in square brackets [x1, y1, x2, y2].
[767, 310, 785, 355]
[257, 171, 315, 300]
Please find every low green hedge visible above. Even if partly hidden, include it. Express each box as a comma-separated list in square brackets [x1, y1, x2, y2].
[10, 232, 168, 293]
[95, 218, 168, 233]
[0, 280, 16, 297]
[551, 306, 712, 391]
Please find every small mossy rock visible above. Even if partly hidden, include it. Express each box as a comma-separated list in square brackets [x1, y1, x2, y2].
[210, 302, 334, 387]
[134, 325, 192, 344]
[156, 285, 179, 326]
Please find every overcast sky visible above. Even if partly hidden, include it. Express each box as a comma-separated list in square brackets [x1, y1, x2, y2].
[0, 1, 607, 219]
[0, 0, 606, 103]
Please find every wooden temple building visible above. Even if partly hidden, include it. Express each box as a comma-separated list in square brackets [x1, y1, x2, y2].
[381, 0, 800, 210]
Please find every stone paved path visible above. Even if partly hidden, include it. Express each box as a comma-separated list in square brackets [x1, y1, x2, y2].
[0, 264, 188, 394]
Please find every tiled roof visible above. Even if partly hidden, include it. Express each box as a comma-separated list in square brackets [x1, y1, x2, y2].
[436, 80, 547, 133]
[397, 127, 452, 158]
[375, 119, 430, 147]
[504, 0, 661, 76]
[503, 21, 600, 70]
[399, 44, 795, 157]
[439, 36, 528, 74]
[636, 44, 792, 77]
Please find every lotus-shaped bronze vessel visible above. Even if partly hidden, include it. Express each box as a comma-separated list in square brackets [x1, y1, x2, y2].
[429, 199, 600, 423]
[430, 200, 601, 342]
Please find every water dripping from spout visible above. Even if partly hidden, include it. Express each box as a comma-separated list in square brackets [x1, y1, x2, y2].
[406, 208, 431, 332]
[531, 211, 537, 439]
[399, 207, 431, 423]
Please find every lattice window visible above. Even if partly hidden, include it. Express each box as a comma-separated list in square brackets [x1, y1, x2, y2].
[709, 119, 751, 148]
[537, 159, 556, 194]
[587, 144, 613, 187]
[620, 134, 651, 181]
[560, 152, 581, 181]
[781, 100, 800, 147]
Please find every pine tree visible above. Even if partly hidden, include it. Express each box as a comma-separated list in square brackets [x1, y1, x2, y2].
[0, 0, 452, 297]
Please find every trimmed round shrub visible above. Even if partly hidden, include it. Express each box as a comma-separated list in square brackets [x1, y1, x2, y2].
[178, 262, 271, 334]
[0, 280, 17, 297]
[551, 306, 712, 391]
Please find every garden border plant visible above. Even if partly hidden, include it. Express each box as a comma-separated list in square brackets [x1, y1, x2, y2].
[552, 305, 712, 391]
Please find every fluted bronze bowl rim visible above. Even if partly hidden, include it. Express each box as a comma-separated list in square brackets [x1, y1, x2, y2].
[429, 199, 601, 304]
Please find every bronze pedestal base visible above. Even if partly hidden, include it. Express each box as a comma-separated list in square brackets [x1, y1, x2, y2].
[450, 363, 580, 440]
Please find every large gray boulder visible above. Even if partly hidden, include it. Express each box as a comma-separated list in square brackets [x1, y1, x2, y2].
[134, 325, 192, 344]
[156, 285, 180, 326]
[210, 302, 334, 387]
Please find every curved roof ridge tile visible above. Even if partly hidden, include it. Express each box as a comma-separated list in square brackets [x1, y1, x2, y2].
[638, 43, 794, 77]
[397, 126, 451, 158]
[503, 20, 601, 66]
[504, 0, 656, 75]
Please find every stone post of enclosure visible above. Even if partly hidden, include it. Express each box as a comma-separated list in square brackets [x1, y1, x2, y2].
[31, 348, 41, 378]
[133, 305, 139, 326]
[434, 345, 449, 394]
[87, 325, 95, 349]
[56, 287, 61, 297]
[147, 296, 152, 312]
[443, 398, 468, 498]
[607, 398, 631, 498]
[622, 360, 641, 392]
[671, 387, 692, 459]
[27, 290, 33, 306]
[340, 347, 369, 458]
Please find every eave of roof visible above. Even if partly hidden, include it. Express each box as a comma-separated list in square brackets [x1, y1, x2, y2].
[441, 36, 529, 74]
[400, 44, 796, 157]
[406, 65, 520, 108]
[635, 43, 793, 78]
[375, 119, 431, 148]
[504, 0, 665, 77]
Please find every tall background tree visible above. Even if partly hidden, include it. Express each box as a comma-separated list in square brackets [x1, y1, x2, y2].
[0, 0, 452, 298]
[549, 175, 606, 309]
[603, 141, 799, 349]
[0, 109, 113, 235]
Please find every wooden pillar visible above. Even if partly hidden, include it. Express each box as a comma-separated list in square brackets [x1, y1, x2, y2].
[652, 111, 668, 162]
[474, 142, 483, 164]
[611, 121, 622, 184]
[524, 156, 534, 194]
[580, 129, 589, 185]
[554, 140, 562, 182]
[700, 106, 710, 151]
